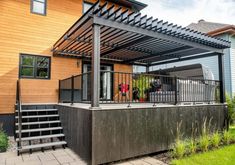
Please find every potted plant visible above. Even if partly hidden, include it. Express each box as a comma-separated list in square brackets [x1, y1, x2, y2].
[133, 74, 153, 102]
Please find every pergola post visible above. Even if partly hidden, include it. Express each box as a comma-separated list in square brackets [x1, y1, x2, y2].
[91, 24, 101, 108]
[218, 53, 225, 103]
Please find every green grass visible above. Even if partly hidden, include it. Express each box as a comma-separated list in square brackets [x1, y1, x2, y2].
[171, 126, 235, 165]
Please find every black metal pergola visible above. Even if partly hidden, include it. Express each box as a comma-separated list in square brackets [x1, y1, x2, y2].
[52, 1, 230, 108]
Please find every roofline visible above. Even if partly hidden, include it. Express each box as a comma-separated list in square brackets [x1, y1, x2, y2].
[207, 25, 235, 36]
[107, 0, 147, 11]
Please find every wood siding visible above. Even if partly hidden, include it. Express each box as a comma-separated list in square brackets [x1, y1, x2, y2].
[0, 0, 84, 114]
[0, 0, 134, 114]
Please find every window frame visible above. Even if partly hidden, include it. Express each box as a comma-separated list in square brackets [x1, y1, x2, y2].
[83, 1, 93, 14]
[19, 54, 51, 80]
[30, 0, 47, 16]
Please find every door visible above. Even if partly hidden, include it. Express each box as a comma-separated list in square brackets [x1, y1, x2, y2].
[82, 64, 112, 101]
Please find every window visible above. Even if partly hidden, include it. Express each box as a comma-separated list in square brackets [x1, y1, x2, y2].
[20, 54, 50, 79]
[83, 1, 93, 14]
[31, 0, 47, 15]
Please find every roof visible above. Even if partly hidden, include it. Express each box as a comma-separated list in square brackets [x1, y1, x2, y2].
[187, 20, 235, 36]
[108, 0, 147, 11]
[52, 1, 231, 66]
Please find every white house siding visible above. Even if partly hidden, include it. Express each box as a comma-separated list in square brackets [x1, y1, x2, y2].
[230, 36, 235, 96]
[151, 55, 219, 79]
[151, 34, 233, 96]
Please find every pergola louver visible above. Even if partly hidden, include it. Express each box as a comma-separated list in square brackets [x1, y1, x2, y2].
[53, 0, 230, 66]
[53, 0, 229, 107]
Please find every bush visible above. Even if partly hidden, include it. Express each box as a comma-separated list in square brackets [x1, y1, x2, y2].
[226, 94, 235, 125]
[172, 140, 187, 159]
[211, 131, 221, 148]
[187, 138, 197, 154]
[198, 134, 210, 152]
[0, 131, 8, 152]
[198, 118, 211, 152]
[223, 130, 232, 145]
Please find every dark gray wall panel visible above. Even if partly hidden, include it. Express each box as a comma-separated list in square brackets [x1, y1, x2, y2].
[92, 105, 226, 164]
[57, 104, 226, 165]
[57, 105, 92, 164]
[0, 114, 14, 136]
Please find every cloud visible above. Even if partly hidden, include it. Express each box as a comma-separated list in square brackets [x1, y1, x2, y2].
[138, 0, 235, 26]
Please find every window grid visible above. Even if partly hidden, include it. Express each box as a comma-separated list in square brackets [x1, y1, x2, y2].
[20, 54, 50, 79]
[31, 0, 47, 16]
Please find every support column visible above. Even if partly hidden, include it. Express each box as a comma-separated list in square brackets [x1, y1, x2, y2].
[146, 65, 150, 73]
[218, 53, 225, 103]
[91, 24, 101, 108]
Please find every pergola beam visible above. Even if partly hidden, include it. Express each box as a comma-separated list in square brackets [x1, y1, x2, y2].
[93, 16, 224, 54]
[124, 45, 193, 63]
[149, 52, 217, 66]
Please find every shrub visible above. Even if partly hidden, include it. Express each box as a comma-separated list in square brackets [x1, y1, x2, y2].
[210, 131, 221, 148]
[187, 138, 197, 154]
[172, 140, 187, 159]
[0, 128, 8, 152]
[226, 94, 235, 125]
[198, 134, 210, 152]
[171, 121, 187, 158]
[198, 118, 211, 152]
[223, 130, 232, 145]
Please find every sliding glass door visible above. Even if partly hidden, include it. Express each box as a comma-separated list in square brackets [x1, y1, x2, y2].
[82, 64, 112, 101]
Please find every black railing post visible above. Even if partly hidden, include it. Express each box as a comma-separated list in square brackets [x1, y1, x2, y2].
[174, 76, 178, 105]
[58, 80, 61, 103]
[71, 75, 74, 105]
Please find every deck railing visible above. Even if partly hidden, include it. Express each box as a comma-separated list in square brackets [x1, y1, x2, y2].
[16, 79, 22, 152]
[58, 71, 221, 106]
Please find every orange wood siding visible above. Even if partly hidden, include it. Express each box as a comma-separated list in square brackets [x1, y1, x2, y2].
[0, 0, 83, 114]
[0, 0, 134, 114]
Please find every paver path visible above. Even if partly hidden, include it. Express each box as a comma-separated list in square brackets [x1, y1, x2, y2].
[0, 148, 86, 165]
[113, 157, 167, 165]
[0, 149, 167, 165]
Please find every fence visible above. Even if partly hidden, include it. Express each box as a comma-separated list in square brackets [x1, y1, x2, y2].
[58, 71, 221, 105]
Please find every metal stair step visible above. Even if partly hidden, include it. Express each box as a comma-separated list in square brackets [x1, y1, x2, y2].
[16, 133, 65, 141]
[16, 120, 61, 126]
[16, 114, 59, 119]
[16, 109, 58, 113]
[18, 141, 67, 151]
[16, 127, 63, 133]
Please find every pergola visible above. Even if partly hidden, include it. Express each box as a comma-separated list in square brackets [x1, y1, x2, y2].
[52, 1, 230, 108]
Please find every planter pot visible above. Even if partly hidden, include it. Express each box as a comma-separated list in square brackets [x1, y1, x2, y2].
[139, 98, 145, 102]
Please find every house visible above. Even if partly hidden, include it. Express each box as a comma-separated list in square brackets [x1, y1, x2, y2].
[0, 0, 231, 164]
[0, 0, 146, 135]
[188, 20, 235, 97]
[153, 20, 235, 96]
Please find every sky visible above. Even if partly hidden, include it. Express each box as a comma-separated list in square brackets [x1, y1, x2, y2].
[138, 0, 235, 27]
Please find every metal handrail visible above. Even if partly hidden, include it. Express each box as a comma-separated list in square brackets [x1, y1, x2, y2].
[16, 80, 22, 149]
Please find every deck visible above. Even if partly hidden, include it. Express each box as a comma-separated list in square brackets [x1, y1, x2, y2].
[57, 103, 227, 165]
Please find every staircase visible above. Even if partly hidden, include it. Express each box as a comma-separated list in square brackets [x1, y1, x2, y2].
[15, 105, 67, 155]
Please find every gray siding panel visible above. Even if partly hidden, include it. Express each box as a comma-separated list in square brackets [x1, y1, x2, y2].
[152, 34, 233, 96]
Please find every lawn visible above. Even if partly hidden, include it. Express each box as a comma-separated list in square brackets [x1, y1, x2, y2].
[171, 126, 235, 165]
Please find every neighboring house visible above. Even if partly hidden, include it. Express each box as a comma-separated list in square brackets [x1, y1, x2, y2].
[188, 20, 235, 97]
[152, 20, 235, 96]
